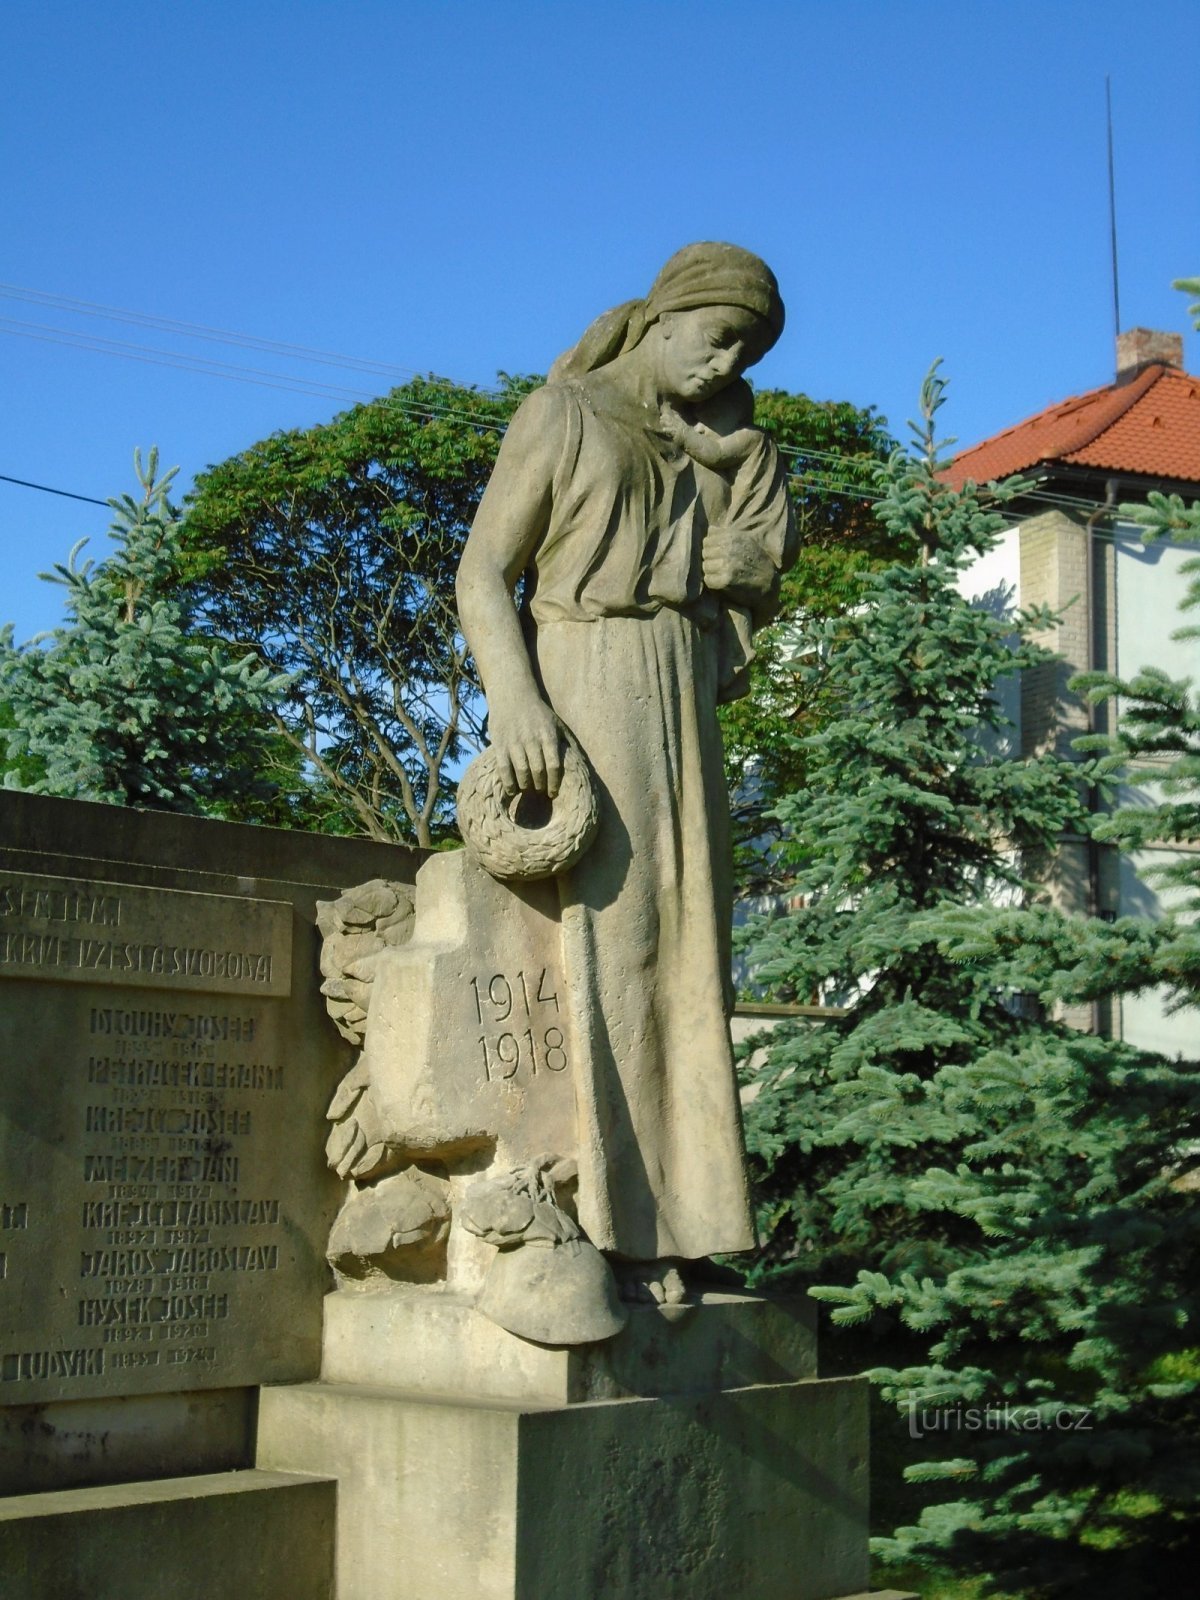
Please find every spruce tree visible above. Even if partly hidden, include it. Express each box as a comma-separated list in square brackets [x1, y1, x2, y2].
[0, 449, 290, 814]
[743, 366, 1088, 1278]
[721, 389, 903, 889]
[741, 368, 1200, 1596]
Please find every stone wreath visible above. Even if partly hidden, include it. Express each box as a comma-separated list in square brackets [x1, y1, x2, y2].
[315, 879, 415, 1046]
[456, 726, 599, 881]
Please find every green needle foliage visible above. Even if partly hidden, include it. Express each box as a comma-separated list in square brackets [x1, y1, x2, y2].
[0, 449, 290, 813]
[0, 696, 44, 790]
[1076, 438, 1200, 948]
[723, 390, 903, 888]
[741, 361, 1088, 1274]
[742, 366, 1200, 1595]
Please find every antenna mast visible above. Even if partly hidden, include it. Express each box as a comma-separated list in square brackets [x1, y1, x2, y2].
[1106, 76, 1122, 342]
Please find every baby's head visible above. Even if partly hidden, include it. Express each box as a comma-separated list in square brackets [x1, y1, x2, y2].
[695, 376, 755, 435]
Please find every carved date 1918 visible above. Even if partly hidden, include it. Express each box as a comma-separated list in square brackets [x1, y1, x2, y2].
[470, 968, 567, 1082]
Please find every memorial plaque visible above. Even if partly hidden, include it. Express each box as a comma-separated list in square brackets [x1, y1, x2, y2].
[0, 871, 328, 1405]
[0, 871, 291, 996]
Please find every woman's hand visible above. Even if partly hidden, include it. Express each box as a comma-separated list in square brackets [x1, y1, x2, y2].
[702, 526, 775, 598]
[488, 695, 564, 797]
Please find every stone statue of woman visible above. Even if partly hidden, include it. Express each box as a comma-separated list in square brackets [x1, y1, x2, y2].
[456, 242, 797, 1300]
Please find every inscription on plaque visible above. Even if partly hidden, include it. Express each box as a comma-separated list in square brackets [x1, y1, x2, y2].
[0, 871, 330, 1404]
[0, 872, 292, 997]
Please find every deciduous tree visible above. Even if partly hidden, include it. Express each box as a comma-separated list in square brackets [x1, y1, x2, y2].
[183, 376, 533, 845]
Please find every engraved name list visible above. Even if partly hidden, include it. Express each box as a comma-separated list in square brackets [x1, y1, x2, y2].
[0, 871, 318, 1404]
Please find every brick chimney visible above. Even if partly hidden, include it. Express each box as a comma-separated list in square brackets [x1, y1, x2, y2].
[1116, 327, 1184, 382]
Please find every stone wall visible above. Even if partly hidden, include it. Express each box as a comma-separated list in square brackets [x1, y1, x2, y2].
[0, 791, 420, 1495]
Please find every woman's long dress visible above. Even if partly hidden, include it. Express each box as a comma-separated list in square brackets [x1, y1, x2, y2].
[501, 375, 795, 1261]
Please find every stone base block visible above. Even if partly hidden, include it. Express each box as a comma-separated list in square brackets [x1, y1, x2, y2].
[0, 1468, 336, 1600]
[321, 1286, 817, 1403]
[0, 1388, 255, 1496]
[258, 1375, 868, 1600]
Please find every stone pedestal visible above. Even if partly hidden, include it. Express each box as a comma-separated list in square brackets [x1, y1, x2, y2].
[0, 1469, 336, 1600]
[257, 1288, 872, 1600]
[321, 1283, 819, 1402]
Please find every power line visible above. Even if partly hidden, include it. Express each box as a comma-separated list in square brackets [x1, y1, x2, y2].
[0, 473, 109, 508]
[0, 293, 899, 458]
[1, 278, 1165, 504]
[0, 282, 518, 430]
[0, 314, 514, 431]
[0, 317, 384, 405]
[0, 280, 948, 449]
[0, 281, 428, 383]
[0, 315, 1102, 507]
[0, 457, 1112, 542]
[0, 284, 1135, 525]
[0, 297, 904, 453]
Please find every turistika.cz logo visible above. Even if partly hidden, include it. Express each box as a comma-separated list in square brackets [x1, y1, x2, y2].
[908, 1402, 1094, 1439]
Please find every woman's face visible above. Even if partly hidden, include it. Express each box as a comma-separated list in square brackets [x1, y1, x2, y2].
[655, 304, 766, 403]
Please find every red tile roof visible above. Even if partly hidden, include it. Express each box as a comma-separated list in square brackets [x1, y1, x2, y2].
[948, 363, 1200, 488]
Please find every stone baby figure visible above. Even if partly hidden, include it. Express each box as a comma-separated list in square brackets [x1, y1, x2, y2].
[659, 382, 768, 704]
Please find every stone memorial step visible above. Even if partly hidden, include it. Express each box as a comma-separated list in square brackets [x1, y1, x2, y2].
[0, 1467, 336, 1599]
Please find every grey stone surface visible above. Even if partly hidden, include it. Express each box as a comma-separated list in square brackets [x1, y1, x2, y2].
[1, 895, 311, 1402]
[315, 878, 415, 1046]
[0, 789, 417, 1485]
[0, 1468, 335, 1600]
[328, 850, 575, 1175]
[320, 247, 802, 1349]
[0, 788, 412, 886]
[455, 243, 798, 1266]
[0, 1387, 254, 1497]
[320, 850, 600, 1331]
[457, 727, 600, 881]
[0, 870, 292, 996]
[320, 1288, 817, 1404]
[326, 1166, 450, 1282]
[472, 1231, 626, 1346]
[258, 1374, 868, 1600]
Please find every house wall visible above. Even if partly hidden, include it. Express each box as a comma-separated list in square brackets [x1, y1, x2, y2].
[961, 512, 1196, 1056]
[959, 527, 1022, 750]
[1111, 525, 1199, 1056]
[1114, 524, 1197, 686]
[1021, 513, 1195, 1053]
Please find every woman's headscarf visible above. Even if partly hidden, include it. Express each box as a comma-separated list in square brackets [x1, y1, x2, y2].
[549, 242, 785, 382]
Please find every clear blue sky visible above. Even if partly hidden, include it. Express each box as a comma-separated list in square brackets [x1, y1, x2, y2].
[3, 0, 1197, 644]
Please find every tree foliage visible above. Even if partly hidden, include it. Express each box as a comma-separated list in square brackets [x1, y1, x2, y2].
[723, 390, 904, 888]
[182, 375, 533, 846]
[741, 367, 1200, 1596]
[1077, 270, 1200, 928]
[0, 450, 289, 814]
[183, 373, 896, 853]
[0, 696, 44, 790]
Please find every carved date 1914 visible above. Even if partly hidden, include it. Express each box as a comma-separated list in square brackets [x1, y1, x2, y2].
[470, 968, 567, 1082]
